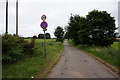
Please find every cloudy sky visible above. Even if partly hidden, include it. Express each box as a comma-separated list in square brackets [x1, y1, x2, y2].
[0, 0, 119, 38]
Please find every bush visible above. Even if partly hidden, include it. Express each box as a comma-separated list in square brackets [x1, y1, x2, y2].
[23, 38, 35, 56]
[2, 34, 35, 64]
[56, 38, 64, 43]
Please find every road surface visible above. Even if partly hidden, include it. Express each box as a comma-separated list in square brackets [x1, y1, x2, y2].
[48, 40, 117, 78]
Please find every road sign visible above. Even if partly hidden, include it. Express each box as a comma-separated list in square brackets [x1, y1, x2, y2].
[40, 15, 48, 59]
[40, 21, 48, 29]
[41, 15, 46, 21]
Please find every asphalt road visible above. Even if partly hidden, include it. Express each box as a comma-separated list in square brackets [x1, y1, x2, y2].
[48, 40, 117, 78]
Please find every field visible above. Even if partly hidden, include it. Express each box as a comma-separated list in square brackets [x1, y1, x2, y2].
[2, 39, 64, 78]
[68, 40, 120, 70]
[111, 42, 119, 50]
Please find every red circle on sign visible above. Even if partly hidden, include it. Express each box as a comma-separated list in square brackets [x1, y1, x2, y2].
[40, 21, 48, 29]
[41, 15, 46, 21]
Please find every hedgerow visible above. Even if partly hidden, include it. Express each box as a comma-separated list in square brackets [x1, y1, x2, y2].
[2, 34, 35, 64]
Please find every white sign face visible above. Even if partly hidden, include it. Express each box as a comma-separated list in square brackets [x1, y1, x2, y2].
[41, 15, 46, 21]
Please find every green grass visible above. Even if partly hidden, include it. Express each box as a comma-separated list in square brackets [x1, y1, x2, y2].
[68, 40, 120, 70]
[2, 39, 63, 78]
[24, 39, 56, 43]
[111, 42, 119, 50]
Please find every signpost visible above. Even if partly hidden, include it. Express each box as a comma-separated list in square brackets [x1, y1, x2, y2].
[41, 21, 48, 29]
[40, 15, 48, 58]
[41, 15, 46, 21]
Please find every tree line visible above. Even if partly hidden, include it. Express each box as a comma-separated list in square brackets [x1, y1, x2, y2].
[65, 10, 117, 47]
[24, 9, 118, 46]
[38, 33, 51, 39]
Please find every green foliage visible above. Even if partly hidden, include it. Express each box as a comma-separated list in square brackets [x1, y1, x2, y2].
[32, 35, 37, 39]
[86, 10, 117, 46]
[68, 15, 88, 45]
[54, 26, 64, 38]
[2, 39, 64, 78]
[38, 34, 44, 39]
[64, 32, 70, 40]
[67, 10, 117, 46]
[23, 39, 35, 56]
[2, 34, 35, 64]
[46, 33, 51, 39]
[38, 33, 51, 39]
[56, 38, 64, 43]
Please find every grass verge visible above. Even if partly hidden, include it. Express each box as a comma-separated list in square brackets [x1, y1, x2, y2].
[2, 39, 64, 78]
[68, 40, 120, 70]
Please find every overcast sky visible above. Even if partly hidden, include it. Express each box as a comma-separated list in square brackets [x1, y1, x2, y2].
[0, 0, 119, 38]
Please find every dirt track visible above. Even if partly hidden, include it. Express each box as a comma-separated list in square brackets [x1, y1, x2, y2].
[48, 40, 117, 78]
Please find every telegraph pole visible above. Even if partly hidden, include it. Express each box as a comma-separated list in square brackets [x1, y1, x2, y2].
[16, 0, 18, 35]
[6, 0, 8, 34]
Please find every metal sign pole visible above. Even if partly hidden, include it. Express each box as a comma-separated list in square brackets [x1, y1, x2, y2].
[43, 29, 46, 58]
[41, 15, 47, 59]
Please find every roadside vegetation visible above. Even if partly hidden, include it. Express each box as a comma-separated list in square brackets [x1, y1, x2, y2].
[68, 40, 120, 70]
[66, 10, 117, 46]
[2, 34, 35, 64]
[2, 35, 63, 78]
[66, 9, 119, 70]
[54, 26, 64, 43]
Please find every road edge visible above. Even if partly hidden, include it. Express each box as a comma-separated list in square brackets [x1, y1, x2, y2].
[40, 47, 64, 78]
[68, 43, 119, 78]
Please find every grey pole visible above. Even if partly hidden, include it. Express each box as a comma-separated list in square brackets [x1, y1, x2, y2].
[16, 0, 18, 35]
[43, 29, 46, 58]
[6, 0, 8, 34]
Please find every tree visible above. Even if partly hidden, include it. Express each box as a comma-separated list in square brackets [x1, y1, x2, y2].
[67, 14, 88, 45]
[32, 35, 37, 39]
[46, 33, 51, 39]
[64, 25, 71, 40]
[67, 10, 117, 46]
[54, 26, 64, 38]
[64, 32, 70, 40]
[86, 10, 117, 46]
[38, 33, 51, 39]
[54, 26, 64, 42]
[38, 34, 44, 39]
